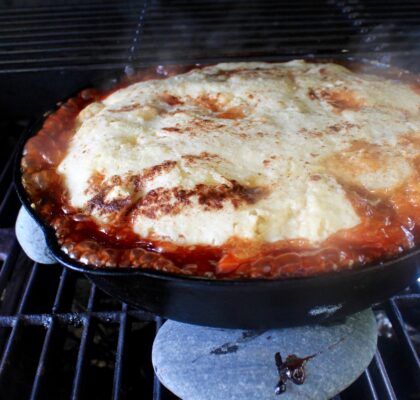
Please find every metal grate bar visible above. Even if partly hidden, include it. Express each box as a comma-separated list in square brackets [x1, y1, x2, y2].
[0, 319, 24, 375]
[0, 253, 33, 317]
[0, 54, 133, 66]
[140, 28, 419, 40]
[370, 352, 398, 400]
[16, 263, 40, 314]
[147, 0, 346, 8]
[52, 267, 72, 313]
[0, 22, 136, 35]
[386, 299, 420, 383]
[393, 293, 420, 302]
[147, 2, 420, 12]
[0, 36, 133, 49]
[0, 44, 129, 57]
[71, 284, 96, 400]
[140, 25, 369, 37]
[138, 33, 363, 47]
[112, 303, 128, 400]
[144, 14, 354, 25]
[0, 27, 135, 40]
[29, 318, 57, 400]
[29, 267, 72, 399]
[0, 240, 20, 294]
[0, 12, 139, 26]
[0, 185, 17, 222]
[362, 369, 380, 400]
[0, 229, 14, 262]
[0, 63, 130, 74]
[0, 3, 141, 15]
[137, 36, 419, 52]
[153, 376, 161, 400]
[144, 19, 354, 29]
[362, 2, 420, 9]
[0, 146, 17, 191]
[147, 9, 349, 18]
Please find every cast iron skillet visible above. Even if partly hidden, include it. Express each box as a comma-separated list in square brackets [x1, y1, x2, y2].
[14, 60, 420, 329]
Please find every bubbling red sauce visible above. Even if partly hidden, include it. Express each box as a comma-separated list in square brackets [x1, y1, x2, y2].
[21, 63, 420, 279]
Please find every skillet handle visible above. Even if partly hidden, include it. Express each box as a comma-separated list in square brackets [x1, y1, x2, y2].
[15, 206, 56, 264]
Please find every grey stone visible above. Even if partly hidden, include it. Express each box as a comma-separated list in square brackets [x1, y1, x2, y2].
[15, 206, 56, 264]
[152, 309, 377, 400]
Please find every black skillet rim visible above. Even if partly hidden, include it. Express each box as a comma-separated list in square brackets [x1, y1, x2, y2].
[14, 58, 420, 285]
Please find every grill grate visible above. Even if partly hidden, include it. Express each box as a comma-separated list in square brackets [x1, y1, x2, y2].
[0, 1, 146, 73]
[0, 0, 419, 399]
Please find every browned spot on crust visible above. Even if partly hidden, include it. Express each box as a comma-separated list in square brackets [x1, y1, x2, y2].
[323, 140, 393, 187]
[195, 94, 222, 112]
[309, 174, 321, 181]
[85, 172, 105, 194]
[194, 94, 245, 120]
[85, 161, 179, 215]
[185, 116, 230, 134]
[398, 133, 420, 148]
[263, 159, 270, 166]
[199, 181, 268, 210]
[160, 93, 183, 106]
[327, 124, 341, 133]
[162, 127, 181, 132]
[343, 140, 384, 172]
[87, 192, 132, 214]
[344, 122, 359, 129]
[135, 187, 191, 219]
[181, 152, 220, 164]
[131, 160, 178, 191]
[308, 87, 364, 112]
[319, 89, 364, 112]
[85, 174, 133, 214]
[157, 109, 182, 118]
[108, 103, 142, 113]
[326, 122, 358, 133]
[412, 155, 420, 174]
[307, 88, 318, 100]
[299, 127, 323, 137]
[216, 106, 244, 120]
[134, 181, 268, 219]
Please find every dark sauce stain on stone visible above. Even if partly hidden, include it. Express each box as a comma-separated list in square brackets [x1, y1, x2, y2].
[210, 344, 239, 355]
[209, 330, 266, 357]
